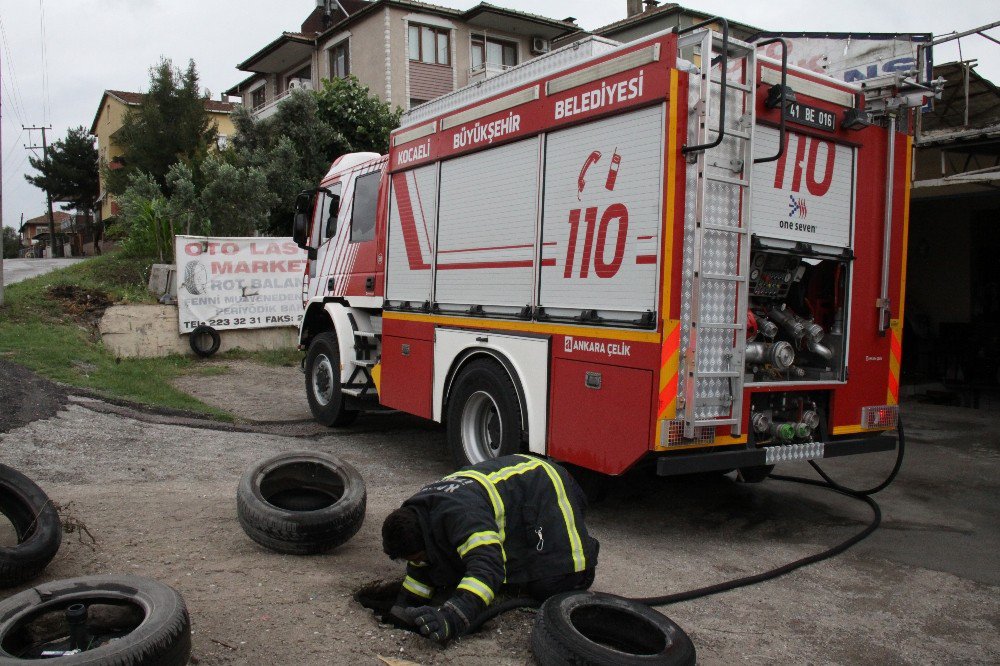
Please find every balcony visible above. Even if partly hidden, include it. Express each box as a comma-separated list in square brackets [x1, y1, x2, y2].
[251, 79, 313, 120]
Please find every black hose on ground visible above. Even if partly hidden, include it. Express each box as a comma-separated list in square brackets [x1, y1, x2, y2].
[467, 418, 906, 632]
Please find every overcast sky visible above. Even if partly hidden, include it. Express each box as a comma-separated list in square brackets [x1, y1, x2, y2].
[2, 0, 997, 232]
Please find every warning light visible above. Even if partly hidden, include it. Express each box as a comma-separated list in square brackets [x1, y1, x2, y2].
[861, 405, 899, 430]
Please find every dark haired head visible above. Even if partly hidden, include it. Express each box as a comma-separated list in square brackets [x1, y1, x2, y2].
[381, 506, 424, 560]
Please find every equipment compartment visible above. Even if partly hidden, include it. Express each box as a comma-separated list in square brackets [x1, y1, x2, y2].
[744, 247, 850, 384]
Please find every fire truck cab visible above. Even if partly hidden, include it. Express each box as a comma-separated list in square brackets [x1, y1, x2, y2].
[293, 20, 910, 478]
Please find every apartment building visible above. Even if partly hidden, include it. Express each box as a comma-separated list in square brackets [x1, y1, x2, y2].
[224, 0, 579, 117]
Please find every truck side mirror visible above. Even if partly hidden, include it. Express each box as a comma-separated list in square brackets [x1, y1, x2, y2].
[292, 191, 314, 249]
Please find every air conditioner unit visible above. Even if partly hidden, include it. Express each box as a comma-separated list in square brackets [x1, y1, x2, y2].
[531, 37, 551, 55]
[288, 78, 313, 92]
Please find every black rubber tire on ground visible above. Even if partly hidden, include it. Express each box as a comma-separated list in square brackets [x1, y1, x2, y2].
[237, 451, 366, 555]
[0, 464, 62, 588]
[189, 325, 221, 358]
[736, 464, 775, 483]
[0, 574, 191, 664]
[304, 332, 359, 427]
[446, 358, 523, 468]
[530, 591, 696, 666]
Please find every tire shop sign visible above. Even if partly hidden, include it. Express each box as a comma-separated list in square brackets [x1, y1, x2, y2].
[175, 235, 306, 333]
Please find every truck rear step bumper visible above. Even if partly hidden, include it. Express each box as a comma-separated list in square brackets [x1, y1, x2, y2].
[656, 434, 897, 476]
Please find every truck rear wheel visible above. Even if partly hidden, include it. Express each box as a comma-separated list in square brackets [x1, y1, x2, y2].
[305, 332, 359, 427]
[447, 358, 522, 468]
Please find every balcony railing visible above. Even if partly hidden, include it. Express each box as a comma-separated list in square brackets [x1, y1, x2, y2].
[251, 79, 313, 120]
[469, 62, 515, 84]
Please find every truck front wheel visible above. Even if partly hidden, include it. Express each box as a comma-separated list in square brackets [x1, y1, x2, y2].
[447, 358, 522, 468]
[305, 332, 359, 427]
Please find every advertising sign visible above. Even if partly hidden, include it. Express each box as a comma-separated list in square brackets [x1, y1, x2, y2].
[175, 236, 307, 334]
[755, 32, 932, 85]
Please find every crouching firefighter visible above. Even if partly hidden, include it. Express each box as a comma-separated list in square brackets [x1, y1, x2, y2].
[381, 454, 599, 644]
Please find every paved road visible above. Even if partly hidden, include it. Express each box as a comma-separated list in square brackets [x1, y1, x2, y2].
[1, 258, 85, 285]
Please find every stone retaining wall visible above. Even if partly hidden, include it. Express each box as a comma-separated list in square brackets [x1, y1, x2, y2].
[99, 304, 297, 358]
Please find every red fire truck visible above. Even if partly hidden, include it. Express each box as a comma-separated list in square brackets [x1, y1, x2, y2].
[292, 20, 910, 479]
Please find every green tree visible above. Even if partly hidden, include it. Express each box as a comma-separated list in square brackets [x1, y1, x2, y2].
[229, 79, 400, 235]
[315, 75, 401, 155]
[230, 90, 339, 235]
[2, 226, 22, 259]
[107, 58, 216, 195]
[23, 126, 101, 254]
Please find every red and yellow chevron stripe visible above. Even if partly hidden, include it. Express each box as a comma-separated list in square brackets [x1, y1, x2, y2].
[887, 319, 902, 405]
[658, 319, 681, 420]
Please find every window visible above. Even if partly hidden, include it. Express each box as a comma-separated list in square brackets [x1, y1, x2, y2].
[471, 35, 517, 69]
[409, 98, 429, 109]
[351, 172, 380, 243]
[330, 41, 349, 79]
[317, 184, 342, 245]
[408, 24, 450, 65]
[251, 86, 266, 109]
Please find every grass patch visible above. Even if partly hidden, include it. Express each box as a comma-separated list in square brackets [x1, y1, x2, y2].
[0, 253, 231, 418]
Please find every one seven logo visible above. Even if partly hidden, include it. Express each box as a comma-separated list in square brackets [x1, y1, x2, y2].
[788, 196, 808, 218]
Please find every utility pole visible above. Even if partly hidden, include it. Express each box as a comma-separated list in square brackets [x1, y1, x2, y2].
[24, 125, 62, 258]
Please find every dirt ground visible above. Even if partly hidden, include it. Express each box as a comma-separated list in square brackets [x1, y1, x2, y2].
[1, 362, 998, 665]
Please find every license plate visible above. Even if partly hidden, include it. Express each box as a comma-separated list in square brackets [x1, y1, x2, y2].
[784, 102, 838, 132]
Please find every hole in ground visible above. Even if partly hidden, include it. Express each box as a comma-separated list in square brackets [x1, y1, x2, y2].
[353, 579, 419, 632]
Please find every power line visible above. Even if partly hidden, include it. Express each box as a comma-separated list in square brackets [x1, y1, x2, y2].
[0, 16, 28, 124]
[1, 88, 24, 126]
[1, 154, 27, 189]
[2, 128, 24, 168]
[37, 0, 51, 125]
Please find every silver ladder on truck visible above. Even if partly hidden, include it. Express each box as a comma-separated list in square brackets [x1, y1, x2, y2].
[677, 22, 789, 439]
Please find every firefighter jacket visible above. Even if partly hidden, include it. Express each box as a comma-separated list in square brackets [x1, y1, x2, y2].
[398, 454, 599, 619]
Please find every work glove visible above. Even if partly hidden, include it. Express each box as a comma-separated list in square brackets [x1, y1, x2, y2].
[402, 603, 469, 645]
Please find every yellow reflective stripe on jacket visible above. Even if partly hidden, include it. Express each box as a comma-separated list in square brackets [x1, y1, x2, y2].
[486, 459, 541, 484]
[402, 575, 433, 599]
[446, 470, 507, 544]
[518, 455, 587, 573]
[457, 530, 502, 558]
[457, 576, 495, 605]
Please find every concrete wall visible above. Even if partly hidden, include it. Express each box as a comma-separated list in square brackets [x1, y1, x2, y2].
[99, 304, 297, 359]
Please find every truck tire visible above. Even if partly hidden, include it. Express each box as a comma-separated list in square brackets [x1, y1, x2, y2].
[305, 332, 359, 427]
[530, 591, 695, 666]
[189, 325, 221, 358]
[0, 464, 62, 588]
[446, 358, 523, 468]
[0, 574, 191, 664]
[237, 451, 366, 555]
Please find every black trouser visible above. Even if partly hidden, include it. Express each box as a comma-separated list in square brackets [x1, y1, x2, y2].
[523, 567, 596, 601]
